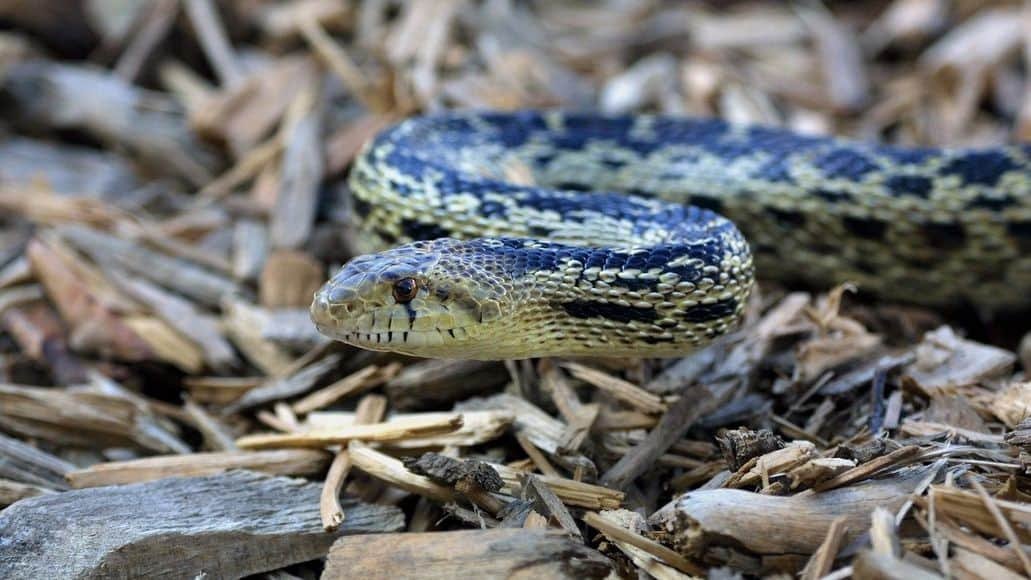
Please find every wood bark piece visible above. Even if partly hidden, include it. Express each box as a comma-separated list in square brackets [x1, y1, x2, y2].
[0, 137, 139, 198]
[649, 467, 931, 557]
[308, 410, 514, 449]
[58, 225, 240, 309]
[602, 381, 735, 489]
[521, 473, 581, 539]
[0, 383, 179, 452]
[238, 415, 464, 449]
[387, 359, 509, 410]
[321, 529, 613, 579]
[0, 477, 52, 507]
[852, 550, 943, 580]
[583, 511, 704, 576]
[183, 0, 244, 87]
[492, 462, 624, 510]
[0, 299, 88, 384]
[191, 57, 317, 156]
[221, 298, 295, 375]
[0, 431, 73, 489]
[0, 470, 404, 580]
[903, 326, 1016, 393]
[108, 269, 238, 372]
[26, 237, 153, 361]
[1, 62, 218, 185]
[270, 87, 324, 249]
[225, 351, 342, 413]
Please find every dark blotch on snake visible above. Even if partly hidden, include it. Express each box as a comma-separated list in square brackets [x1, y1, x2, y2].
[842, 216, 888, 240]
[885, 175, 933, 198]
[813, 148, 880, 180]
[966, 194, 1016, 212]
[1007, 221, 1031, 252]
[560, 300, 658, 324]
[920, 222, 966, 251]
[940, 151, 1019, 187]
[768, 208, 806, 227]
[681, 298, 739, 323]
[401, 218, 451, 241]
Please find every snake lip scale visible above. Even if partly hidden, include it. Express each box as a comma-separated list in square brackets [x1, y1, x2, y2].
[310, 110, 1031, 360]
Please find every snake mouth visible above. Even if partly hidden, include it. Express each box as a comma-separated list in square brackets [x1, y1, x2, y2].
[319, 327, 478, 358]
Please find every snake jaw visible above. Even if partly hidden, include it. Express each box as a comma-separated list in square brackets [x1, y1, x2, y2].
[310, 239, 518, 357]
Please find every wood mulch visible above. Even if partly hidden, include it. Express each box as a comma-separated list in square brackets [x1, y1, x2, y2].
[0, 1, 1028, 578]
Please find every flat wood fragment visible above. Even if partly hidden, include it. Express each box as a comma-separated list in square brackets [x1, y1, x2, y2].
[270, 88, 324, 250]
[0, 383, 180, 452]
[0, 432, 72, 489]
[521, 473, 582, 539]
[109, 269, 237, 372]
[0, 137, 139, 197]
[65, 449, 331, 488]
[307, 410, 514, 448]
[322, 529, 613, 579]
[563, 361, 666, 414]
[800, 515, 848, 580]
[237, 415, 464, 449]
[602, 381, 735, 489]
[57, 225, 240, 309]
[852, 550, 943, 580]
[225, 351, 342, 413]
[26, 237, 153, 361]
[0, 477, 52, 507]
[0, 470, 403, 580]
[387, 360, 509, 410]
[221, 298, 296, 375]
[904, 326, 1016, 393]
[2, 62, 217, 185]
[292, 363, 394, 414]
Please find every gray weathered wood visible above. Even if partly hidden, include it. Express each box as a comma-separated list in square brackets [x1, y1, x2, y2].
[0, 470, 404, 579]
[0, 432, 73, 489]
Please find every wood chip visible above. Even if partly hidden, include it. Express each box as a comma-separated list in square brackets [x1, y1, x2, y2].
[323, 529, 613, 579]
[65, 449, 331, 488]
[0, 471, 403, 578]
[237, 415, 465, 450]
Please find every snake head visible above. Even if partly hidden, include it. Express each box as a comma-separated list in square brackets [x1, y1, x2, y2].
[310, 239, 511, 358]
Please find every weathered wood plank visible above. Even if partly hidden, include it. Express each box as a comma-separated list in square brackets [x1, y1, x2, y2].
[0, 470, 404, 579]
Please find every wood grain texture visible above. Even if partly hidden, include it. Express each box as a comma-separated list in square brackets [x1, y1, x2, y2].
[0, 470, 403, 579]
[322, 529, 613, 579]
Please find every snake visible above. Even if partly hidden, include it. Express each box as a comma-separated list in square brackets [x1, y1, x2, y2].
[309, 110, 1031, 360]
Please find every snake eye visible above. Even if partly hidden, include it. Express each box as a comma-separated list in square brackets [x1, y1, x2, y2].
[392, 278, 419, 303]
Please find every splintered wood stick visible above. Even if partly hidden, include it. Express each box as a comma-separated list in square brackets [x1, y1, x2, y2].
[346, 441, 455, 503]
[236, 415, 464, 449]
[801, 516, 849, 580]
[183, 0, 243, 87]
[65, 449, 331, 488]
[491, 463, 624, 510]
[582, 511, 704, 576]
[320, 394, 386, 531]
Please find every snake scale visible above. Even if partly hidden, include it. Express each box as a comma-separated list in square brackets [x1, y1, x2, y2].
[310, 111, 1031, 360]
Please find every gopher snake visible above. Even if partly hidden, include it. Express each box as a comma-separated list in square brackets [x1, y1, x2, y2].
[310, 111, 1031, 359]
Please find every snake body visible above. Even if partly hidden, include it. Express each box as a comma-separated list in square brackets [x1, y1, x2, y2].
[310, 111, 1031, 359]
